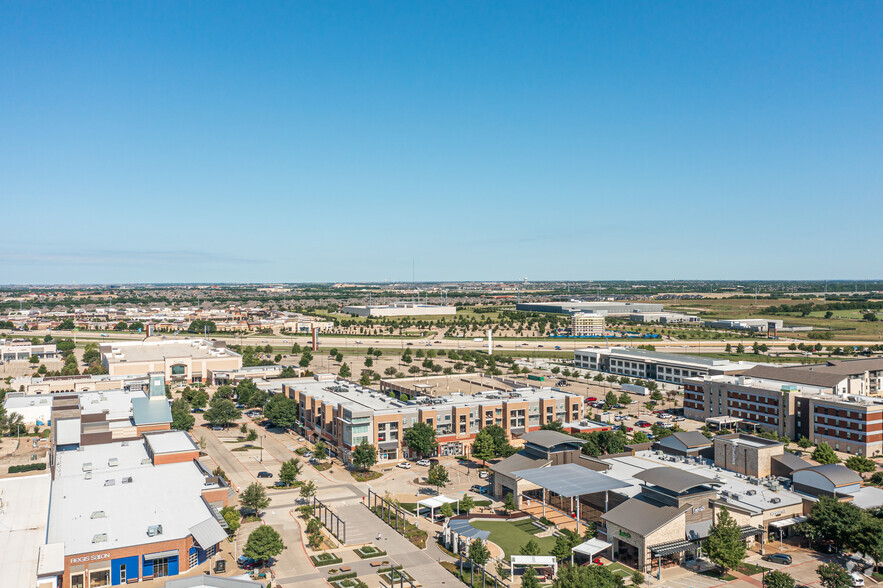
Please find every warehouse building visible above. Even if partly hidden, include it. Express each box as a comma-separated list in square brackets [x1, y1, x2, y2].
[341, 303, 456, 317]
[516, 301, 663, 316]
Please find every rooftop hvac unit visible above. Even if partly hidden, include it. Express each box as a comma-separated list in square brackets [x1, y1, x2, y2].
[745, 490, 757, 496]
[84, 473, 92, 480]
[108, 458, 119, 467]
[731, 493, 740, 500]
[147, 525, 163, 537]
[770, 497, 782, 504]
[90, 511, 106, 519]
[721, 490, 729, 496]
[82, 463, 93, 472]
[92, 533, 108, 544]
[122, 477, 133, 484]
[104, 479, 115, 486]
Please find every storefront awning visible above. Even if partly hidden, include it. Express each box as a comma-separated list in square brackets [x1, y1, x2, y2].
[378, 441, 399, 451]
[769, 516, 807, 529]
[143, 550, 179, 560]
[740, 525, 764, 539]
[650, 539, 696, 557]
[190, 518, 228, 549]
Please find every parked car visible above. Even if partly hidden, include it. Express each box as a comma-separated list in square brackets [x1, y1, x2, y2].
[397, 462, 412, 469]
[470, 484, 488, 495]
[636, 421, 651, 428]
[211, 426, 224, 431]
[416, 459, 431, 466]
[851, 572, 865, 587]
[257, 471, 273, 479]
[762, 553, 792, 565]
[303, 451, 312, 458]
[297, 437, 305, 442]
[479, 470, 489, 479]
[586, 397, 597, 402]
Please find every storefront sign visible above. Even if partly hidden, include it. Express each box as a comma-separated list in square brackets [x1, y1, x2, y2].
[70, 553, 110, 564]
[619, 530, 631, 539]
[773, 511, 785, 516]
[692, 506, 705, 514]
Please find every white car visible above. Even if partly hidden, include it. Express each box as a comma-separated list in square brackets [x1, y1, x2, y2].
[397, 462, 412, 469]
[297, 437, 305, 442]
[479, 471, 489, 479]
[416, 460, 431, 467]
[851, 573, 865, 587]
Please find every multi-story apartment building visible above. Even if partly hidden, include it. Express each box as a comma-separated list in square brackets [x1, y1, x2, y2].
[281, 377, 583, 463]
[684, 368, 883, 456]
[571, 313, 605, 337]
[574, 347, 754, 384]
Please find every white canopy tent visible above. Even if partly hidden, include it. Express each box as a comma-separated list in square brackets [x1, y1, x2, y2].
[571, 538, 612, 565]
[510, 555, 558, 578]
[416, 495, 460, 519]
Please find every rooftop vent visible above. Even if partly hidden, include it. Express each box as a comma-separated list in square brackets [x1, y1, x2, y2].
[84, 473, 92, 480]
[92, 533, 108, 544]
[122, 476, 133, 484]
[770, 497, 782, 504]
[104, 479, 115, 487]
[147, 524, 163, 537]
[90, 511, 106, 519]
[82, 463, 93, 472]
[108, 458, 119, 467]
[745, 490, 757, 496]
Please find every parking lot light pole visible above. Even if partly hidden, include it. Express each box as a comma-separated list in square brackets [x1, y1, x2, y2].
[260, 435, 264, 463]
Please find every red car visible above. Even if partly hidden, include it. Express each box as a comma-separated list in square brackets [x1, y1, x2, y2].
[636, 420, 651, 428]
[586, 397, 597, 402]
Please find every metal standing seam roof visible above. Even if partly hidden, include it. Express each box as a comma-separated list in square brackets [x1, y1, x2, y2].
[742, 366, 847, 388]
[633, 467, 722, 494]
[189, 518, 229, 550]
[668, 431, 712, 449]
[795, 464, 863, 487]
[510, 463, 632, 497]
[447, 519, 491, 541]
[602, 498, 690, 537]
[132, 396, 173, 426]
[519, 430, 586, 448]
[490, 453, 551, 477]
[771, 452, 812, 472]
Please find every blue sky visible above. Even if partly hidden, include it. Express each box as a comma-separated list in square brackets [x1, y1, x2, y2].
[1, 2, 881, 284]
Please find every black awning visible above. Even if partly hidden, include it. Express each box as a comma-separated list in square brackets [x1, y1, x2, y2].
[649, 539, 696, 557]
[740, 525, 764, 539]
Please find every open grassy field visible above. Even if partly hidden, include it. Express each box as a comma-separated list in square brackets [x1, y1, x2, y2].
[469, 519, 557, 560]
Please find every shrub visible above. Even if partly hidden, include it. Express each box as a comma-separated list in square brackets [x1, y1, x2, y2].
[9, 463, 47, 473]
[310, 552, 343, 567]
[326, 571, 358, 582]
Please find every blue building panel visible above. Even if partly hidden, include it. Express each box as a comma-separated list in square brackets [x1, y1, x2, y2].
[168, 555, 179, 576]
[112, 556, 139, 585]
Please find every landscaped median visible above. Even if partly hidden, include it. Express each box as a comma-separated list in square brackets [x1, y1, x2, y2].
[354, 544, 387, 559]
[310, 551, 343, 567]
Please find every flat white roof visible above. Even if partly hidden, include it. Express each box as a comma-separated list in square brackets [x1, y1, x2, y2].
[144, 430, 198, 454]
[48, 440, 222, 555]
[602, 451, 802, 514]
[3, 395, 52, 410]
[79, 388, 146, 420]
[0, 474, 52, 588]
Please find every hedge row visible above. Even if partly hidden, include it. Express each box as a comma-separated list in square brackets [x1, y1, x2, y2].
[9, 463, 47, 473]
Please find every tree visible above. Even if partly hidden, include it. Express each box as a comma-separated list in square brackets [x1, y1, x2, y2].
[221, 505, 241, 536]
[503, 492, 517, 512]
[797, 436, 812, 449]
[471, 432, 497, 465]
[764, 570, 795, 588]
[240, 482, 271, 515]
[427, 463, 449, 493]
[521, 566, 541, 588]
[540, 420, 564, 431]
[468, 539, 491, 569]
[243, 524, 285, 562]
[264, 394, 297, 429]
[359, 372, 371, 386]
[299, 480, 317, 502]
[520, 538, 541, 556]
[364, 357, 373, 368]
[299, 354, 312, 368]
[618, 392, 632, 405]
[704, 507, 746, 574]
[459, 494, 475, 514]
[552, 564, 625, 588]
[605, 391, 618, 407]
[313, 440, 327, 461]
[632, 431, 650, 444]
[170, 398, 195, 431]
[551, 534, 574, 561]
[801, 496, 863, 552]
[812, 441, 841, 464]
[439, 502, 454, 518]
[864, 313, 879, 322]
[279, 459, 302, 487]
[816, 563, 853, 588]
[339, 363, 351, 378]
[845, 455, 876, 473]
[736, 343, 745, 354]
[631, 571, 645, 587]
[215, 385, 235, 399]
[403, 422, 437, 457]
[204, 397, 241, 428]
[351, 440, 377, 471]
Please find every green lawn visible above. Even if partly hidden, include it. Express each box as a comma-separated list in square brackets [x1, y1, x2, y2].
[469, 519, 557, 560]
[604, 562, 635, 578]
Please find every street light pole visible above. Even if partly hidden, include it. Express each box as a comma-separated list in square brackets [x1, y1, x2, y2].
[260, 435, 264, 463]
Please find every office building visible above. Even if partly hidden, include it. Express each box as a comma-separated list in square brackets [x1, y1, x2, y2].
[281, 377, 583, 463]
[1, 339, 57, 361]
[574, 347, 754, 384]
[570, 313, 605, 337]
[704, 319, 783, 333]
[100, 340, 241, 384]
